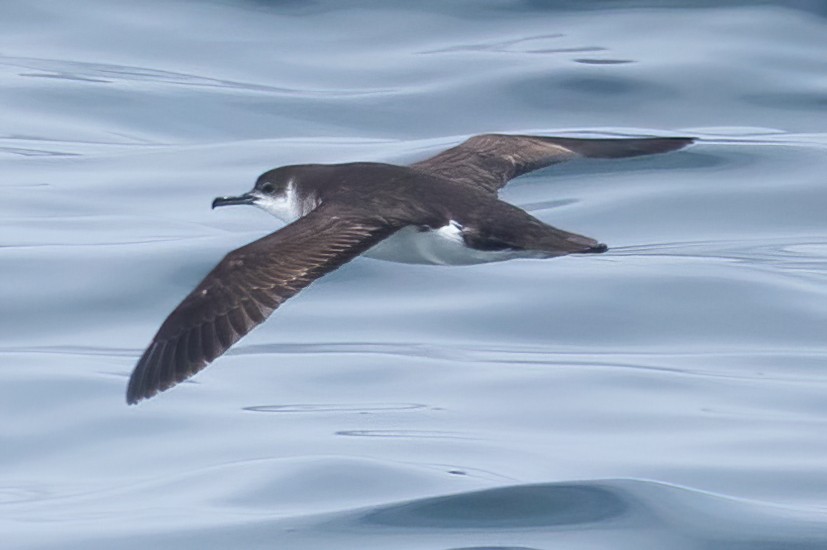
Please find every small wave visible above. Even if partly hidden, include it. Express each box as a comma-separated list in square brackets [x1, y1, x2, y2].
[609, 237, 827, 281]
[335, 429, 473, 440]
[310, 479, 827, 548]
[360, 482, 627, 529]
[0, 54, 393, 98]
[244, 402, 427, 413]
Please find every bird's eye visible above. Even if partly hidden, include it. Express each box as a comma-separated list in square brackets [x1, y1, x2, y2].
[261, 182, 275, 194]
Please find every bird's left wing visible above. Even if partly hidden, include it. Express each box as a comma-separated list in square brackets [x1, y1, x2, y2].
[127, 204, 398, 404]
[411, 134, 694, 194]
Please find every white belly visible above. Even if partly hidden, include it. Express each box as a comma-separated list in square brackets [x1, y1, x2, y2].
[365, 222, 542, 266]
[252, 200, 542, 266]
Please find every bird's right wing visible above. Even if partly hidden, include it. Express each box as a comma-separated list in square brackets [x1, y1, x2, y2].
[127, 204, 398, 404]
[411, 134, 694, 193]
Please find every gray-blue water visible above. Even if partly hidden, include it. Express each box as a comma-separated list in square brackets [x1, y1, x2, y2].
[2, 1, 827, 548]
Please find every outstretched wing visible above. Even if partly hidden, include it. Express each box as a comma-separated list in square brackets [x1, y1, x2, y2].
[411, 134, 694, 193]
[127, 205, 397, 404]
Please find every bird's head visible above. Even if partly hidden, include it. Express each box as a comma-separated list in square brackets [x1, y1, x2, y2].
[212, 166, 301, 223]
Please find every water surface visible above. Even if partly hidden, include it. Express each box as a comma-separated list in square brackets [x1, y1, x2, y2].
[2, 1, 827, 548]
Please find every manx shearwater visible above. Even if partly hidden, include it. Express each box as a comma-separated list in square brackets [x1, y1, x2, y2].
[127, 133, 693, 404]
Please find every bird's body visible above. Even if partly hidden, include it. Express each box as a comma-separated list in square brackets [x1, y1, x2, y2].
[126, 133, 694, 404]
[251, 161, 602, 265]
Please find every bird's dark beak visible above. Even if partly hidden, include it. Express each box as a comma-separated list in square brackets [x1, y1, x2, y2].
[212, 192, 257, 209]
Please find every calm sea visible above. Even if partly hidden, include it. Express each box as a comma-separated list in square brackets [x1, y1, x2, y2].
[2, 1, 827, 548]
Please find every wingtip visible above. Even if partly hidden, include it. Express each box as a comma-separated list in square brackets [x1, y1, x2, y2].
[663, 136, 696, 149]
[548, 135, 695, 159]
[638, 136, 695, 154]
[125, 383, 148, 405]
[573, 242, 608, 254]
[125, 371, 140, 405]
[125, 375, 149, 405]
[126, 341, 162, 406]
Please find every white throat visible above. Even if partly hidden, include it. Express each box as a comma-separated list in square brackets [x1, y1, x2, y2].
[253, 180, 305, 224]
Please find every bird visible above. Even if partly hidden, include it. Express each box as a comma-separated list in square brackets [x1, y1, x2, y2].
[126, 133, 693, 404]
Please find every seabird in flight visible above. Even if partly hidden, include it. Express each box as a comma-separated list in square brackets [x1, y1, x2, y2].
[126, 133, 693, 404]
